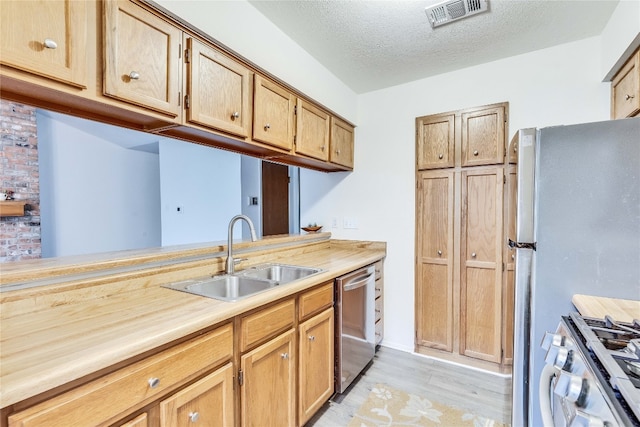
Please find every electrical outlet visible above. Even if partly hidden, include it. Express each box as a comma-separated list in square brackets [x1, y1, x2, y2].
[343, 217, 359, 229]
[332, 217, 338, 228]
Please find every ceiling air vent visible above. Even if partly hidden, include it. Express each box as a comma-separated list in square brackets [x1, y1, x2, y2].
[425, 0, 488, 28]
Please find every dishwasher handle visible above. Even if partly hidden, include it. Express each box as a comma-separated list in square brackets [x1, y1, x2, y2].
[342, 273, 374, 291]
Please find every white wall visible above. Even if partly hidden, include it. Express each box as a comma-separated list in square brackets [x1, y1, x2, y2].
[600, 0, 640, 79]
[300, 36, 612, 351]
[159, 139, 242, 246]
[241, 156, 262, 238]
[37, 113, 161, 257]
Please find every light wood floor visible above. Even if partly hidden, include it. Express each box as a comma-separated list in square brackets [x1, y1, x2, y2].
[307, 346, 512, 426]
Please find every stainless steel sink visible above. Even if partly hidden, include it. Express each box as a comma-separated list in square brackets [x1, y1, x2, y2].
[235, 263, 323, 284]
[162, 275, 277, 302]
[162, 263, 323, 302]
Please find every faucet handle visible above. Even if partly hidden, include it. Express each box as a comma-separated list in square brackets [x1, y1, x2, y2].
[234, 258, 248, 265]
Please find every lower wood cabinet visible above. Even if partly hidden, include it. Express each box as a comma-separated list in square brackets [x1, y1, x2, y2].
[240, 329, 297, 427]
[298, 307, 334, 425]
[160, 363, 235, 427]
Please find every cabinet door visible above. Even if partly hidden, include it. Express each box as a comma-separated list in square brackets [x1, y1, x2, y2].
[416, 114, 455, 170]
[415, 170, 455, 352]
[330, 117, 355, 169]
[460, 167, 504, 363]
[502, 165, 517, 365]
[241, 329, 296, 427]
[253, 75, 295, 151]
[295, 100, 330, 161]
[461, 106, 505, 167]
[0, 0, 87, 88]
[160, 363, 235, 427]
[104, 0, 182, 117]
[611, 49, 640, 119]
[119, 413, 148, 427]
[298, 308, 334, 425]
[186, 37, 252, 138]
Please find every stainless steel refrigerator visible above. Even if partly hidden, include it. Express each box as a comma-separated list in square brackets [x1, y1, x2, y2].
[510, 117, 640, 427]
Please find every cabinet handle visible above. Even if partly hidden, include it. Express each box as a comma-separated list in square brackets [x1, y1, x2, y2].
[375, 309, 381, 313]
[471, 252, 477, 258]
[231, 111, 240, 120]
[148, 377, 160, 388]
[308, 335, 315, 341]
[264, 123, 271, 131]
[43, 38, 57, 49]
[438, 153, 443, 159]
[128, 71, 140, 80]
[512, 254, 515, 260]
[281, 352, 289, 359]
[188, 412, 200, 423]
[626, 94, 635, 101]
[321, 145, 325, 152]
[473, 150, 479, 156]
[437, 250, 442, 256]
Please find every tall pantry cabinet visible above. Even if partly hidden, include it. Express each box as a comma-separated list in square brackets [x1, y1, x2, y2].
[415, 102, 513, 370]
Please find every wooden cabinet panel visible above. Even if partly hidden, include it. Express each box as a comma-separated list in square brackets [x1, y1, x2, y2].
[252, 75, 295, 150]
[503, 166, 517, 364]
[299, 282, 333, 321]
[104, 0, 182, 117]
[461, 168, 503, 363]
[611, 48, 640, 119]
[240, 329, 296, 427]
[415, 170, 454, 352]
[240, 298, 295, 352]
[7, 324, 233, 427]
[298, 308, 334, 425]
[416, 114, 455, 170]
[160, 363, 234, 427]
[119, 413, 148, 427]
[295, 100, 330, 161]
[329, 117, 355, 169]
[374, 260, 384, 345]
[0, 0, 87, 88]
[186, 37, 252, 138]
[461, 106, 505, 167]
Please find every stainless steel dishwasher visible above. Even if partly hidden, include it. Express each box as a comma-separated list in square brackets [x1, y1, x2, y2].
[334, 264, 376, 393]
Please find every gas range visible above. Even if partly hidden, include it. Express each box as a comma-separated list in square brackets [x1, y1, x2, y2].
[541, 312, 640, 427]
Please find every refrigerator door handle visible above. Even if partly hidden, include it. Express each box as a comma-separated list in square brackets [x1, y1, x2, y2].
[508, 239, 537, 250]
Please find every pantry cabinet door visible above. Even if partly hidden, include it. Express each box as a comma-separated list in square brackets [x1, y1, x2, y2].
[0, 0, 87, 88]
[460, 167, 504, 363]
[104, 0, 182, 117]
[461, 106, 505, 167]
[416, 113, 455, 170]
[415, 170, 455, 352]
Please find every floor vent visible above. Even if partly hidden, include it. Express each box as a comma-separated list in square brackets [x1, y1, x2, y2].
[425, 0, 488, 28]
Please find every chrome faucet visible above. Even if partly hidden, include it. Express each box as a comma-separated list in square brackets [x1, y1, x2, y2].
[226, 214, 258, 274]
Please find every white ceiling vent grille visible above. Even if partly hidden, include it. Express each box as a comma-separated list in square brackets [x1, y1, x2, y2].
[425, 0, 488, 28]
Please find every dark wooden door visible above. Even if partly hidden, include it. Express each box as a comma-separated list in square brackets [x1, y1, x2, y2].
[262, 161, 289, 236]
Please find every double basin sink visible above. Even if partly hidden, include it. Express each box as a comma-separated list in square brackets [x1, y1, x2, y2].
[162, 263, 323, 302]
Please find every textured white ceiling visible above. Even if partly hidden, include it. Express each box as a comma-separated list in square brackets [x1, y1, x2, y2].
[248, 0, 619, 94]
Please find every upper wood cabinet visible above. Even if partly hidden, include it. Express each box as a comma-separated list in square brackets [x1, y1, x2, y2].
[103, 0, 182, 118]
[416, 113, 455, 170]
[185, 37, 252, 138]
[0, 0, 88, 88]
[461, 105, 505, 167]
[295, 99, 330, 161]
[416, 103, 507, 170]
[330, 117, 355, 169]
[611, 48, 640, 119]
[253, 75, 295, 151]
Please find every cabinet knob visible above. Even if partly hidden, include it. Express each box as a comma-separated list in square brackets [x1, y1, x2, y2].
[281, 352, 289, 359]
[188, 412, 200, 423]
[231, 111, 240, 120]
[321, 145, 325, 152]
[626, 94, 635, 101]
[512, 254, 515, 260]
[437, 250, 442, 256]
[43, 38, 57, 49]
[308, 335, 315, 341]
[148, 377, 160, 388]
[336, 149, 341, 155]
[471, 252, 477, 258]
[264, 123, 271, 131]
[128, 71, 140, 80]
[438, 153, 443, 159]
[473, 150, 479, 156]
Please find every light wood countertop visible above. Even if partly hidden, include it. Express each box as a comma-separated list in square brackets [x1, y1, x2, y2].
[572, 294, 640, 323]
[0, 235, 386, 408]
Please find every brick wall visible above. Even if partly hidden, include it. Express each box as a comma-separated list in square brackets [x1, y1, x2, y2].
[0, 100, 41, 262]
